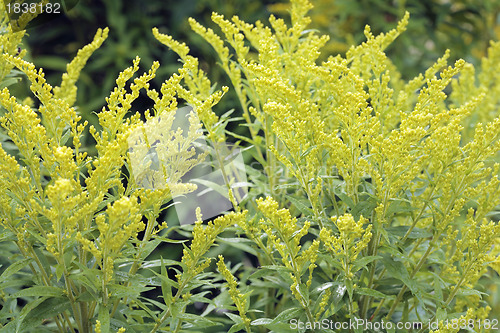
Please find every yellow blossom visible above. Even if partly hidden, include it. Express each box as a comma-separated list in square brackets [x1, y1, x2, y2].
[320, 214, 372, 279]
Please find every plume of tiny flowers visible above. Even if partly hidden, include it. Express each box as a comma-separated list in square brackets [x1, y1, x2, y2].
[152, 27, 229, 139]
[77, 196, 143, 284]
[442, 208, 500, 294]
[150, 209, 248, 331]
[320, 214, 372, 279]
[179, 209, 247, 278]
[315, 287, 332, 321]
[256, 196, 320, 320]
[53, 27, 108, 107]
[0, 1, 27, 81]
[216, 255, 251, 332]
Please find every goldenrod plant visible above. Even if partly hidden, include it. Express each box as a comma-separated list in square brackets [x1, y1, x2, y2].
[1, 0, 500, 332]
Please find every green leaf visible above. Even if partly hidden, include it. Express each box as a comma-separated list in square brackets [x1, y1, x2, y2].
[217, 237, 258, 256]
[71, 272, 98, 293]
[286, 195, 313, 216]
[228, 322, 245, 333]
[150, 236, 189, 244]
[0, 278, 30, 290]
[251, 318, 273, 326]
[33, 247, 51, 280]
[0, 77, 21, 89]
[385, 226, 432, 239]
[192, 178, 230, 198]
[381, 254, 425, 308]
[135, 239, 162, 261]
[134, 298, 159, 320]
[25, 227, 48, 245]
[455, 287, 485, 297]
[352, 255, 382, 273]
[251, 265, 290, 276]
[15, 296, 47, 332]
[345, 279, 354, 299]
[386, 198, 417, 216]
[263, 275, 291, 290]
[271, 307, 302, 323]
[334, 190, 355, 210]
[436, 307, 447, 321]
[332, 284, 347, 303]
[98, 305, 110, 333]
[107, 284, 154, 298]
[432, 273, 444, 305]
[13, 286, 64, 298]
[300, 145, 317, 159]
[110, 318, 135, 333]
[270, 320, 310, 333]
[60, 127, 72, 146]
[0, 230, 16, 242]
[351, 196, 378, 220]
[75, 291, 98, 302]
[225, 129, 258, 146]
[21, 297, 71, 332]
[177, 312, 217, 325]
[141, 258, 181, 269]
[355, 288, 386, 299]
[0, 258, 32, 284]
[0, 321, 16, 332]
[55, 263, 64, 281]
[225, 312, 243, 324]
[160, 257, 172, 304]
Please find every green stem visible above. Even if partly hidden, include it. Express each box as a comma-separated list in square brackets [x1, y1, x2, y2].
[370, 298, 386, 321]
[21, 243, 69, 331]
[213, 141, 239, 210]
[63, 270, 84, 332]
[150, 272, 190, 333]
[361, 211, 380, 319]
[264, 114, 276, 197]
[417, 245, 489, 333]
[110, 211, 160, 317]
[385, 237, 434, 320]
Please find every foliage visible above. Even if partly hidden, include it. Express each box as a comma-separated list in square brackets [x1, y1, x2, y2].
[1, 0, 500, 332]
[21, 0, 278, 158]
[269, 0, 500, 78]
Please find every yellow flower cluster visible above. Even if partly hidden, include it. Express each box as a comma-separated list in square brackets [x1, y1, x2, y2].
[152, 27, 228, 138]
[53, 28, 109, 107]
[179, 209, 247, 280]
[442, 208, 500, 295]
[216, 255, 251, 331]
[0, 7, 238, 328]
[151, 210, 248, 331]
[256, 196, 320, 320]
[78, 196, 143, 282]
[0, 1, 26, 81]
[320, 214, 372, 279]
[1, 0, 500, 329]
[315, 287, 332, 321]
